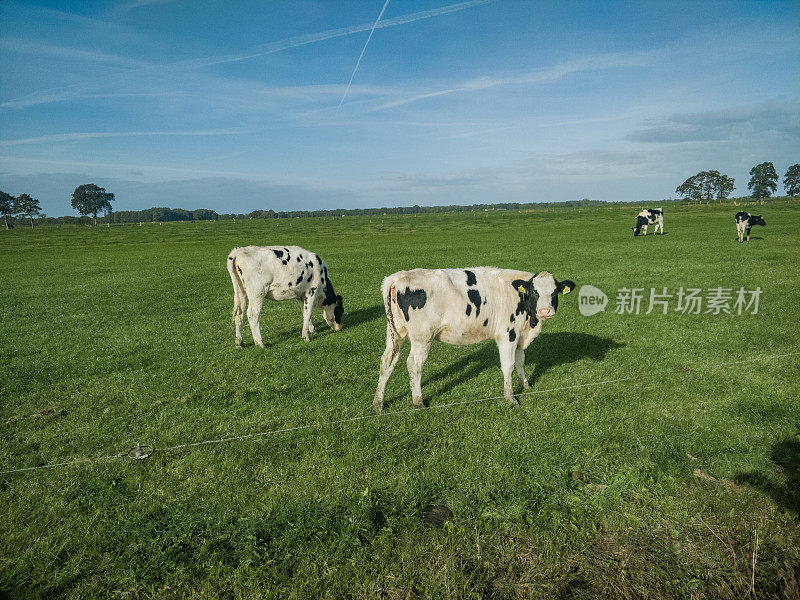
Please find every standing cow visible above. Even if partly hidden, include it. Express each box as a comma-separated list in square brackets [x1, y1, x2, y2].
[227, 245, 343, 347]
[631, 208, 664, 236]
[735, 212, 766, 242]
[373, 268, 575, 411]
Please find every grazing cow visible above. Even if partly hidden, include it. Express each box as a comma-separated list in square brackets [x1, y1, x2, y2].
[372, 268, 575, 411]
[227, 245, 343, 347]
[631, 208, 664, 236]
[735, 212, 766, 242]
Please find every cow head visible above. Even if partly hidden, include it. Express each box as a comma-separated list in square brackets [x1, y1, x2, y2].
[512, 272, 575, 321]
[322, 294, 343, 331]
[752, 215, 766, 227]
[631, 215, 648, 236]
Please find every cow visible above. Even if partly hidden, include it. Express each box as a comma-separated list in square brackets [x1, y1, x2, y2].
[372, 268, 575, 412]
[735, 212, 766, 242]
[226, 245, 343, 347]
[631, 208, 664, 236]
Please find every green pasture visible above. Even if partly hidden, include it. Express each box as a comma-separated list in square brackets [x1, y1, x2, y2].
[1, 201, 798, 599]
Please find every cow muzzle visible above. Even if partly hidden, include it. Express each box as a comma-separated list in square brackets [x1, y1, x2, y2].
[537, 308, 554, 319]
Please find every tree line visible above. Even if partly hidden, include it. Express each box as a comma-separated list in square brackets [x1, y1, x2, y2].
[676, 162, 799, 203]
[2, 171, 798, 229]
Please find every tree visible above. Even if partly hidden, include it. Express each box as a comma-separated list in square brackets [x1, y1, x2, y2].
[715, 173, 735, 200]
[676, 174, 702, 202]
[677, 170, 736, 203]
[0, 190, 15, 229]
[784, 163, 800, 197]
[14, 193, 41, 228]
[747, 162, 778, 202]
[70, 183, 114, 224]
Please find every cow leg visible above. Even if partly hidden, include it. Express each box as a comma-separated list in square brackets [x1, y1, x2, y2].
[233, 295, 245, 348]
[497, 342, 518, 405]
[246, 294, 265, 348]
[407, 338, 431, 407]
[514, 348, 529, 389]
[373, 323, 405, 412]
[301, 292, 315, 341]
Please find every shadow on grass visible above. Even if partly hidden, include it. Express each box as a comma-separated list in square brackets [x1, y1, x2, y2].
[236, 304, 384, 347]
[344, 304, 385, 328]
[734, 435, 800, 517]
[528, 332, 625, 386]
[419, 332, 624, 402]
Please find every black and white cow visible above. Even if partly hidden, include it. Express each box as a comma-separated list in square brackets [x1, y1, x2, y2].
[227, 245, 343, 347]
[372, 268, 575, 411]
[735, 211, 766, 242]
[631, 208, 664, 236]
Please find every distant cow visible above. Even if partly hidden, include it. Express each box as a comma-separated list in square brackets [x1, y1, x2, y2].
[735, 212, 766, 242]
[373, 268, 575, 411]
[632, 208, 664, 236]
[227, 245, 343, 347]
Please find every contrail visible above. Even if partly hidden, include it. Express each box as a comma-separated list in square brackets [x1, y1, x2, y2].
[338, 0, 391, 109]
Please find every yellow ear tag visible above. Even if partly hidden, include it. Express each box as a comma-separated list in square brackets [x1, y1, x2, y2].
[518, 285, 527, 294]
[562, 286, 571, 295]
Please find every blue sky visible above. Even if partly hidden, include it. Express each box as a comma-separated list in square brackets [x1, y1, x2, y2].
[1, 0, 798, 216]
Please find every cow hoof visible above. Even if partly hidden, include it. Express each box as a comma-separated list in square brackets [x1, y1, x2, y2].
[507, 397, 519, 406]
[412, 397, 424, 408]
[522, 381, 530, 389]
[255, 342, 265, 349]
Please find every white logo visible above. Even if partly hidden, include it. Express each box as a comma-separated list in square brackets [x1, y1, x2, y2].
[579, 285, 608, 316]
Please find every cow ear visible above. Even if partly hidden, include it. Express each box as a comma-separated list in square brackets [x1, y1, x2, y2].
[558, 280, 575, 295]
[512, 279, 530, 295]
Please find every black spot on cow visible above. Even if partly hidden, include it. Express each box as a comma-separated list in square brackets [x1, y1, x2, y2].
[307, 273, 313, 283]
[321, 272, 337, 306]
[632, 215, 649, 236]
[508, 329, 516, 342]
[272, 249, 283, 259]
[237, 266, 242, 275]
[296, 274, 304, 286]
[288, 281, 292, 287]
[333, 297, 343, 325]
[512, 278, 539, 326]
[282, 260, 288, 266]
[307, 261, 313, 269]
[483, 318, 488, 327]
[297, 256, 301, 262]
[467, 289, 482, 317]
[396, 287, 427, 320]
[316, 254, 322, 265]
[465, 270, 477, 286]
[228, 256, 233, 260]
[465, 304, 472, 316]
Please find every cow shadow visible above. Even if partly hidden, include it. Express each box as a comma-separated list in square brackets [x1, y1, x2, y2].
[345, 304, 385, 328]
[421, 332, 624, 401]
[240, 304, 384, 346]
[527, 332, 625, 386]
[734, 435, 800, 517]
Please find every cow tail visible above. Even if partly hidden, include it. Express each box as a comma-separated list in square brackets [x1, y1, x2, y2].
[382, 276, 406, 342]
[227, 249, 247, 321]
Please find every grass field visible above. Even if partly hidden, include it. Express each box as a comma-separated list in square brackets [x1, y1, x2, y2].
[1, 200, 799, 599]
